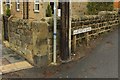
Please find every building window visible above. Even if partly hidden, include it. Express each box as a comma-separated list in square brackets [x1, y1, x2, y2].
[34, 0, 39, 12]
[6, 0, 10, 8]
[16, 0, 20, 11]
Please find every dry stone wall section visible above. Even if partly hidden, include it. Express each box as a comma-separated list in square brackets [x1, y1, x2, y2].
[71, 11, 119, 52]
[7, 11, 119, 65]
[8, 19, 49, 66]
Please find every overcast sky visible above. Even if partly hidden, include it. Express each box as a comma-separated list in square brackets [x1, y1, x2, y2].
[0, 0, 118, 2]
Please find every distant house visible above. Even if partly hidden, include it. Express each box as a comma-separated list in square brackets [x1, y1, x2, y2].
[2, 0, 119, 20]
[2, 0, 88, 20]
[3, 0, 50, 20]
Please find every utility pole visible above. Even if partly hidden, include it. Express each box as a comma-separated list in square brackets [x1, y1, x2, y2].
[60, 1, 71, 62]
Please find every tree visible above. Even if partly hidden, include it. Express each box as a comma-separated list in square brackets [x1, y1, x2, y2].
[46, 4, 52, 17]
[87, 2, 113, 15]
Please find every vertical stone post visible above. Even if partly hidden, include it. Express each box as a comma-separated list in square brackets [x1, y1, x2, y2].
[73, 35, 76, 52]
[85, 32, 89, 47]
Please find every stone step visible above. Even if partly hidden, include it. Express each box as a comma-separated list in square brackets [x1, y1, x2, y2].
[0, 61, 33, 74]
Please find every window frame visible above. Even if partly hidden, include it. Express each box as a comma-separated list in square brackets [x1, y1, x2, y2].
[16, 0, 20, 11]
[34, 0, 40, 12]
[6, 0, 11, 9]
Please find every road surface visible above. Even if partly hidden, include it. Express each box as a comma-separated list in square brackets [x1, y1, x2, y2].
[53, 28, 118, 78]
[2, 26, 119, 78]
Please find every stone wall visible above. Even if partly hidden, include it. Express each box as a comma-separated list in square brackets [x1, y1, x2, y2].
[7, 11, 119, 66]
[72, 2, 88, 18]
[71, 11, 119, 52]
[8, 19, 49, 66]
[47, 11, 119, 62]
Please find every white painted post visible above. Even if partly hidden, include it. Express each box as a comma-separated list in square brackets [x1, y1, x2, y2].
[0, 0, 3, 15]
[53, 1, 57, 65]
[69, 0, 72, 59]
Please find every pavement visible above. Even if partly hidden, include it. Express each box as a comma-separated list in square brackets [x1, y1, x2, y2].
[2, 27, 119, 78]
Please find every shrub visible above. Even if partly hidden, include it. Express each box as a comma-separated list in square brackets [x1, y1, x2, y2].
[46, 4, 52, 17]
[6, 7, 11, 17]
[87, 2, 113, 15]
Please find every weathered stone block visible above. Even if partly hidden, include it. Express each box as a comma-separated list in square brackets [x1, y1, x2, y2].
[33, 55, 48, 67]
[8, 19, 49, 66]
[16, 40, 21, 47]
[25, 36, 32, 44]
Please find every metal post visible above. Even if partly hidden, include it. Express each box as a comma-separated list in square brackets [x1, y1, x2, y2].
[1, 0, 3, 15]
[69, 0, 71, 60]
[52, 1, 57, 65]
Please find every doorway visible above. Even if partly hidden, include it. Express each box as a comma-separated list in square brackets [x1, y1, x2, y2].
[23, 0, 29, 19]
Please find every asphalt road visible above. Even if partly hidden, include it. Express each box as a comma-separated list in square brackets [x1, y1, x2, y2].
[2, 27, 119, 78]
[53, 28, 118, 78]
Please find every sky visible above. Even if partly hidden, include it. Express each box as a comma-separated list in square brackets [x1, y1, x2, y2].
[0, 0, 119, 2]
